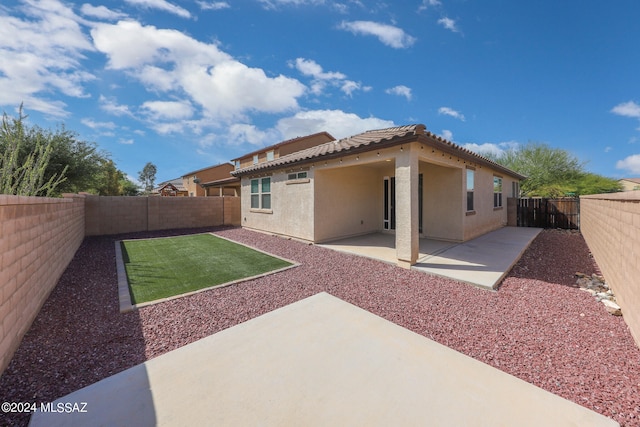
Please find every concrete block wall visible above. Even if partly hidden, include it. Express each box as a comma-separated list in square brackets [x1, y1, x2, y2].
[581, 192, 640, 347]
[147, 197, 224, 230]
[85, 195, 148, 235]
[85, 196, 240, 235]
[0, 194, 85, 374]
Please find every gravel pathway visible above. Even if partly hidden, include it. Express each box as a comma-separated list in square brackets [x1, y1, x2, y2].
[1, 227, 639, 426]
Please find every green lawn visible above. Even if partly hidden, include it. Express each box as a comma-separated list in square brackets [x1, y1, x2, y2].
[120, 233, 293, 305]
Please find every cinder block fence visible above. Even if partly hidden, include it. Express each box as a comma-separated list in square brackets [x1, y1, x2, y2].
[581, 192, 640, 347]
[0, 194, 240, 374]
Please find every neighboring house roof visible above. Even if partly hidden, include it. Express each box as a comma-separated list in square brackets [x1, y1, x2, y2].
[619, 178, 640, 184]
[201, 176, 241, 187]
[153, 178, 186, 193]
[231, 124, 526, 180]
[230, 132, 335, 162]
[181, 162, 234, 178]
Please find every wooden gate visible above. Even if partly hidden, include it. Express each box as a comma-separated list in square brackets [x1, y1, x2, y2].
[517, 198, 580, 229]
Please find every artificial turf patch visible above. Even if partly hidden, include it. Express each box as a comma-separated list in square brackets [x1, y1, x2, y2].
[120, 233, 293, 304]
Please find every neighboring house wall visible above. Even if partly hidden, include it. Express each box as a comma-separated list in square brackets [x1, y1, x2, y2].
[183, 163, 235, 197]
[0, 194, 85, 375]
[234, 132, 334, 170]
[619, 179, 640, 192]
[580, 192, 640, 347]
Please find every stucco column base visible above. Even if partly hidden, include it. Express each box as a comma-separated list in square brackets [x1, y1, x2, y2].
[396, 259, 414, 269]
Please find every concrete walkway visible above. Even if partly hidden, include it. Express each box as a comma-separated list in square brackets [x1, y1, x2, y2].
[30, 293, 617, 427]
[320, 227, 542, 289]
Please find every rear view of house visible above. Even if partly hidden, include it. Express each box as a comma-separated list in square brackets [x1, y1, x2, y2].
[231, 124, 524, 268]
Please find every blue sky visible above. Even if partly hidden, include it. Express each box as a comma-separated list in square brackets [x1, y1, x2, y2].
[2, 0, 640, 184]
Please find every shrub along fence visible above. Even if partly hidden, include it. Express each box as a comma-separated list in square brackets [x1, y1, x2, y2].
[0, 194, 240, 375]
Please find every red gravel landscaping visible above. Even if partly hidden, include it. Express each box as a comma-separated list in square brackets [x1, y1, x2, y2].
[1, 227, 639, 426]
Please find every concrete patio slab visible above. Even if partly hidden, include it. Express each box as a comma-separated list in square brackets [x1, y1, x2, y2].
[415, 227, 542, 289]
[30, 292, 616, 427]
[320, 227, 542, 290]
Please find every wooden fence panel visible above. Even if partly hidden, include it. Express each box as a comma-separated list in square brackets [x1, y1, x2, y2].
[517, 198, 580, 229]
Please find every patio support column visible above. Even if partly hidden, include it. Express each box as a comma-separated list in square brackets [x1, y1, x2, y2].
[395, 144, 419, 268]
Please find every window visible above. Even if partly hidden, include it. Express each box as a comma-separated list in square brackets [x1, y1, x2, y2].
[252, 154, 259, 165]
[266, 150, 275, 161]
[234, 160, 240, 170]
[512, 181, 520, 198]
[493, 176, 503, 208]
[250, 177, 271, 210]
[466, 169, 474, 211]
[287, 172, 307, 180]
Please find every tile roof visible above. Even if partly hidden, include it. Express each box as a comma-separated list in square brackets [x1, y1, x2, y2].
[230, 131, 335, 161]
[231, 124, 525, 180]
[620, 178, 640, 184]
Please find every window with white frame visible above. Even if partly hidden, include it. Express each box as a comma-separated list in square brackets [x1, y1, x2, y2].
[252, 154, 259, 165]
[287, 172, 307, 180]
[234, 160, 240, 170]
[493, 176, 503, 208]
[250, 177, 271, 209]
[266, 150, 275, 161]
[466, 169, 474, 211]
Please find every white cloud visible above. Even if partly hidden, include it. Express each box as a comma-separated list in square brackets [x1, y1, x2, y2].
[276, 109, 395, 140]
[438, 17, 460, 33]
[123, 0, 191, 18]
[292, 57, 365, 97]
[338, 21, 416, 49]
[418, 0, 441, 11]
[227, 123, 278, 146]
[386, 85, 412, 101]
[611, 101, 640, 119]
[142, 100, 194, 120]
[616, 154, 640, 174]
[463, 141, 520, 158]
[0, 0, 95, 116]
[80, 4, 128, 20]
[438, 106, 465, 121]
[196, 1, 230, 10]
[440, 129, 453, 141]
[92, 21, 306, 121]
[258, 0, 327, 9]
[81, 118, 117, 129]
[99, 95, 134, 117]
[119, 138, 135, 145]
[604, 146, 612, 153]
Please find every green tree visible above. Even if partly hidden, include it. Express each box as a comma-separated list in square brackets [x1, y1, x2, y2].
[94, 159, 140, 196]
[2, 107, 113, 195]
[487, 142, 621, 197]
[0, 107, 67, 196]
[138, 162, 157, 194]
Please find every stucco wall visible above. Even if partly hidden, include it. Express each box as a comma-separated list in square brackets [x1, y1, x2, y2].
[86, 195, 239, 235]
[421, 162, 463, 241]
[240, 171, 315, 241]
[314, 165, 381, 242]
[463, 167, 513, 241]
[0, 194, 85, 374]
[580, 192, 640, 347]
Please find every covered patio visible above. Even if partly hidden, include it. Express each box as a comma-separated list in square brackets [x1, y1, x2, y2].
[318, 227, 542, 289]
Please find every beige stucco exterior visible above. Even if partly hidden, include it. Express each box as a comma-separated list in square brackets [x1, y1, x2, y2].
[619, 178, 640, 192]
[182, 163, 235, 197]
[238, 133, 521, 267]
